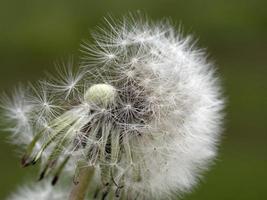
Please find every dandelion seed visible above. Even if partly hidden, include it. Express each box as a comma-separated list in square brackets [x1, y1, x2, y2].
[29, 82, 62, 122]
[0, 86, 34, 146]
[45, 60, 84, 99]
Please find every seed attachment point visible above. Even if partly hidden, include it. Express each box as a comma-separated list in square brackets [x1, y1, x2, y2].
[84, 84, 116, 107]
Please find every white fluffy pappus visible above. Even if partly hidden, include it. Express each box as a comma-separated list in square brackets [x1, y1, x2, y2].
[1, 14, 224, 200]
[6, 181, 67, 200]
[0, 86, 38, 150]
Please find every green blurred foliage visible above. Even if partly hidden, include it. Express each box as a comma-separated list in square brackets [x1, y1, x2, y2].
[0, 0, 266, 199]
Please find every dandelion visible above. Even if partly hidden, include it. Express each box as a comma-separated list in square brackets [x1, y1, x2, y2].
[1, 14, 224, 200]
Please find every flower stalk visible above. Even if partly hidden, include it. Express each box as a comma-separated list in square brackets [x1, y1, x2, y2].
[69, 164, 95, 200]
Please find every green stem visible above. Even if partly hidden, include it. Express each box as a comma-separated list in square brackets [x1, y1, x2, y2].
[69, 166, 95, 200]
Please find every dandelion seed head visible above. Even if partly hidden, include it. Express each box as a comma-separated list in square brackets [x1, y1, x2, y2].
[1, 13, 224, 200]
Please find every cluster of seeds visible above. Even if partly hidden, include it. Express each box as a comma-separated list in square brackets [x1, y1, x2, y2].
[1, 14, 223, 200]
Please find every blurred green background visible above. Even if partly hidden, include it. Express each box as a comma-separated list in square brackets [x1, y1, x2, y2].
[0, 0, 266, 199]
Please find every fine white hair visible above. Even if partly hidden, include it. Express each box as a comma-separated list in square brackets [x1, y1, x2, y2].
[6, 181, 67, 200]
